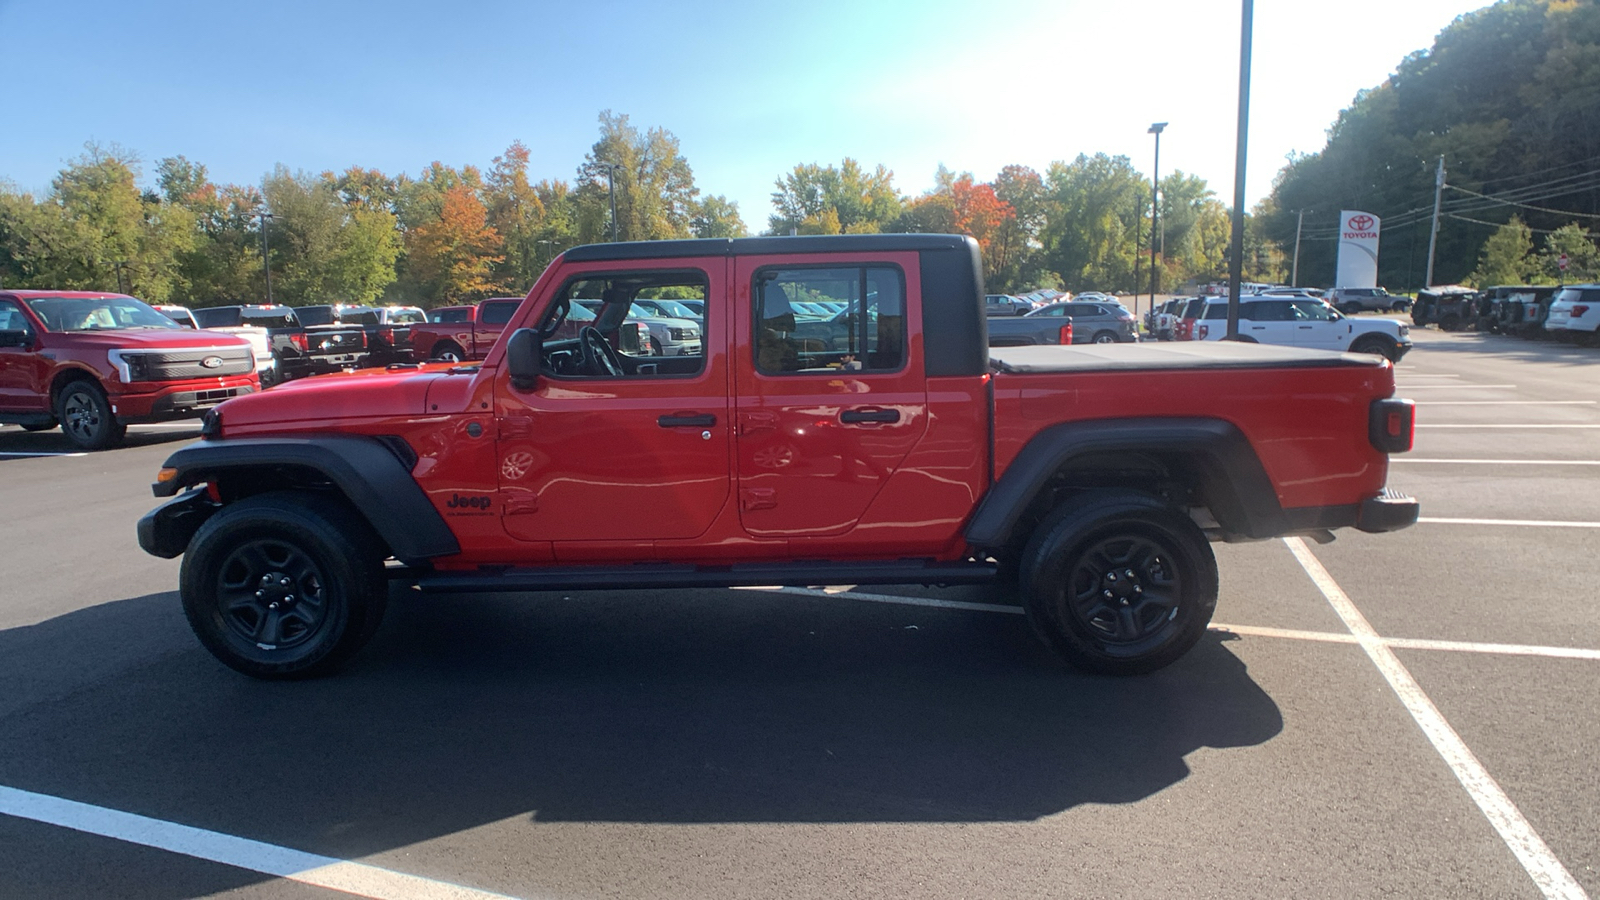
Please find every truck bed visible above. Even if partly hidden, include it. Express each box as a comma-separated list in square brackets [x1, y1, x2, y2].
[990, 341, 1388, 373]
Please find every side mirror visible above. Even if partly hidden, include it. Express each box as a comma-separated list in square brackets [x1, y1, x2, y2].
[505, 327, 542, 391]
[0, 329, 32, 348]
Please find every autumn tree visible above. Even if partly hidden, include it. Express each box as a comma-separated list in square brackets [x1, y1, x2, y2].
[405, 183, 502, 303]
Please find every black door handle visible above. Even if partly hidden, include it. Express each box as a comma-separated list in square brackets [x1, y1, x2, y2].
[658, 413, 717, 428]
[840, 408, 900, 424]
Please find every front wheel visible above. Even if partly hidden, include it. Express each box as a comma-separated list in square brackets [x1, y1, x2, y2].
[57, 380, 126, 450]
[1092, 331, 1119, 344]
[1349, 335, 1398, 362]
[432, 343, 465, 363]
[1019, 491, 1217, 675]
[180, 492, 388, 679]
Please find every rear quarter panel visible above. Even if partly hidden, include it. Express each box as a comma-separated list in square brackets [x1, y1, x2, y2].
[993, 362, 1395, 511]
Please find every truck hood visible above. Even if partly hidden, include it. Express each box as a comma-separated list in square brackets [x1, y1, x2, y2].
[216, 365, 451, 428]
[51, 328, 252, 350]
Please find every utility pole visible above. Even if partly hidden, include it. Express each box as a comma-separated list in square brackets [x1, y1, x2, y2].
[1424, 155, 1445, 288]
[257, 210, 275, 305]
[1148, 122, 1167, 312]
[1225, 0, 1254, 340]
[112, 261, 129, 295]
[1291, 209, 1305, 287]
[1133, 188, 1142, 297]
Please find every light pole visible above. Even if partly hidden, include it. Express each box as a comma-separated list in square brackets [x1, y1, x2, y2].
[257, 210, 275, 305]
[1291, 209, 1307, 287]
[595, 163, 621, 242]
[535, 239, 563, 271]
[111, 261, 130, 295]
[1225, 0, 1254, 340]
[1148, 122, 1167, 312]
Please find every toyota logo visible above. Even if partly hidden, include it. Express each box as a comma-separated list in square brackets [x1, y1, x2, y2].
[1348, 214, 1374, 231]
[199, 356, 224, 369]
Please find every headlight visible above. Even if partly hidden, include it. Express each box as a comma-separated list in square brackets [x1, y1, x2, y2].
[669, 327, 699, 341]
[107, 349, 151, 382]
[1398, 325, 1410, 337]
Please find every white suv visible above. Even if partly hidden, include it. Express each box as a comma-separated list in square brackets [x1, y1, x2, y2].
[1543, 284, 1600, 341]
[1192, 297, 1412, 361]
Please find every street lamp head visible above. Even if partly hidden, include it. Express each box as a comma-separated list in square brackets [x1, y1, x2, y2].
[1148, 122, 1168, 135]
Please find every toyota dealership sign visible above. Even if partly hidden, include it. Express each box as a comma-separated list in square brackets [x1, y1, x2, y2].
[1336, 209, 1382, 288]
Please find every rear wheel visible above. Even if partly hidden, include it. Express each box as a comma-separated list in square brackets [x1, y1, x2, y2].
[180, 492, 388, 679]
[1349, 335, 1398, 361]
[56, 380, 126, 450]
[1019, 491, 1218, 675]
[432, 342, 465, 363]
[1390, 300, 1411, 313]
[1340, 302, 1363, 315]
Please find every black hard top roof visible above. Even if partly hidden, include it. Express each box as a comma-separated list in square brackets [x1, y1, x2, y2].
[562, 234, 974, 262]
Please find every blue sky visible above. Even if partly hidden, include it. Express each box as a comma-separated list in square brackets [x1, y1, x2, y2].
[2, 0, 1489, 230]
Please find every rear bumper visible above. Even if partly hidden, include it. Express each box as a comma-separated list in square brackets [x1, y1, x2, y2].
[1356, 488, 1420, 533]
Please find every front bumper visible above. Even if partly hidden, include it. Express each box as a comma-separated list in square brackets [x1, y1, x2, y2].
[137, 487, 220, 558]
[109, 377, 258, 422]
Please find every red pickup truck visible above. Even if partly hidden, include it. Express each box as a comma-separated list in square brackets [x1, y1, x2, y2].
[138, 235, 1417, 679]
[1, 291, 258, 449]
[408, 298, 523, 362]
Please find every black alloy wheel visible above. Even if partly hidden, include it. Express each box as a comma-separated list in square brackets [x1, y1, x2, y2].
[180, 492, 388, 679]
[216, 538, 330, 652]
[57, 381, 126, 450]
[1020, 490, 1218, 675]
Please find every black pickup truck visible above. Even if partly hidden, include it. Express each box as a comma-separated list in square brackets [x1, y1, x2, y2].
[289, 305, 373, 372]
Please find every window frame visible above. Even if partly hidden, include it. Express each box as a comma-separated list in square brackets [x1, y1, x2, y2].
[535, 266, 712, 382]
[750, 262, 909, 377]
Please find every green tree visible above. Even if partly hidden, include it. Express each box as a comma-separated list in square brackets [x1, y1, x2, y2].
[1039, 153, 1145, 291]
[769, 159, 903, 235]
[1469, 216, 1535, 286]
[991, 165, 1049, 292]
[690, 195, 747, 238]
[260, 166, 399, 305]
[1537, 223, 1600, 282]
[575, 111, 700, 243]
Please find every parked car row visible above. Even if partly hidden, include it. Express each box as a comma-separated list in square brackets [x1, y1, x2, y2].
[1411, 283, 1600, 343]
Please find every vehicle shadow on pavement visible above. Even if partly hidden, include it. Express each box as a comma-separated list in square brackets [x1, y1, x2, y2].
[1410, 330, 1599, 363]
[0, 587, 1282, 858]
[0, 426, 197, 458]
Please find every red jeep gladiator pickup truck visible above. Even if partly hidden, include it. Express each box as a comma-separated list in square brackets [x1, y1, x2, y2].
[138, 235, 1417, 679]
[408, 298, 523, 362]
[1, 291, 259, 449]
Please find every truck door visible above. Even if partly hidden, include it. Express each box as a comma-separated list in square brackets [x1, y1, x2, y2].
[494, 261, 731, 544]
[731, 254, 928, 537]
[0, 299, 47, 412]
[1291, 299, 1346, 349]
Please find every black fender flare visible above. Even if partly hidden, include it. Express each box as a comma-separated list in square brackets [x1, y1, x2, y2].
[146, 435, 460, 564]
[965, 417, 1287, 549]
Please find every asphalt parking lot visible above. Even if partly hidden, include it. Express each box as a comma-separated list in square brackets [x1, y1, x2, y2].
[1, 326, 1596, 899]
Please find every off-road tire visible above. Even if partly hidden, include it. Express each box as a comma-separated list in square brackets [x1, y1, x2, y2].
[21, 419, 58, 432]
[56, 380, 126, 450]
[1439, 313, 1463, 332]
[180, 492, 388, 679]
[1019, 491, 1218, 675]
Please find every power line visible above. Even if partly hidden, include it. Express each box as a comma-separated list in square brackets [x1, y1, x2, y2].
[1446, 181, 1600, 220]
[1446, 212, 1596, 234]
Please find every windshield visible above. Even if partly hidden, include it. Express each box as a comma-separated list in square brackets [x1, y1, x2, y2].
[24, 295, 178, 332]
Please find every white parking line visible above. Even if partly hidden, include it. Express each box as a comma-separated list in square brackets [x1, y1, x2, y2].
[1420, 517, 1600, 529]
[1394, 459, 1600, 466]
[1418, 424, 1600, 429]
[0, 785, 525, 900]
[1400, 384, 1517, 389]
[0, 451, 87, 458]
[129, 423, 202, 430]
[1283, 537, 1587, 900]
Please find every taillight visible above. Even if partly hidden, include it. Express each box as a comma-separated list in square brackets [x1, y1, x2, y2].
[1369, 398, 1415, 453]
[1197, 325, 1209, 339]
[1573, 305, 1590, 317]
[377, 326, 395, 344]
[289, 333, 308, 351]
[1058, 324, 1073, 345]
